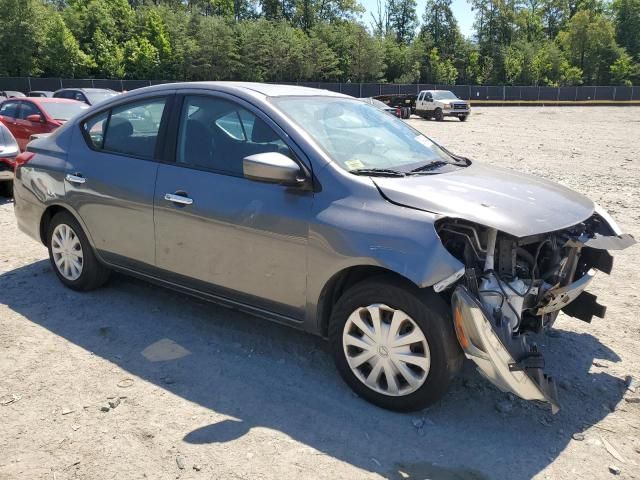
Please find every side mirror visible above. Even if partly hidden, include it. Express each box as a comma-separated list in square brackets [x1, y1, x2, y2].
[243, 152, 305, 186]
[26, 114, 42, 123]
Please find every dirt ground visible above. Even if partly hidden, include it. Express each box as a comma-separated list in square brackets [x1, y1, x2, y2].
[1, 106, 639, 480]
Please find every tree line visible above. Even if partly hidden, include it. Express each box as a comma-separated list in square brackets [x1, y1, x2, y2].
[0, 0, 638, 86]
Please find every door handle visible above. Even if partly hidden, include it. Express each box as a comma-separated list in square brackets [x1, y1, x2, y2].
[164, 193, 193, 205]
[65, 173, 86, 185]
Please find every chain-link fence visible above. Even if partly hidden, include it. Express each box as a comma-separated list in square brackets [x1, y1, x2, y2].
[2, 77, 639, 103]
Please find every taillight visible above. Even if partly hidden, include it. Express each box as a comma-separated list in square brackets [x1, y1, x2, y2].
[15, 152, 35, 167]
[395, 107, 401, 117]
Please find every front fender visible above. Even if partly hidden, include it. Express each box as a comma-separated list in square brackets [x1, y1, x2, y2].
[306, 171, 464, 331]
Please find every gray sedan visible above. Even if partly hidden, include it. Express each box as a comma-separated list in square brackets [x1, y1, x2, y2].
[12, 82, 634, 412]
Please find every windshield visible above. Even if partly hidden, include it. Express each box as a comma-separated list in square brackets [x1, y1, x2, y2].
[271, 96, 459, 173]
[432, 91, 460, 101]
[42, 102, 89, 121]
[86, 91, 118, 104]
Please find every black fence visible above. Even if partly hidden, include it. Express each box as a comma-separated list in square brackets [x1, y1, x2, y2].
[2, 77, 639, 102]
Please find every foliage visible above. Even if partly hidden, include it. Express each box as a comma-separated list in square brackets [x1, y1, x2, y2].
[0, 0, 636, 85]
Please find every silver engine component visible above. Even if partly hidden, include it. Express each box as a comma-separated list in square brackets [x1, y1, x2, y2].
[479, 275, 531, 332]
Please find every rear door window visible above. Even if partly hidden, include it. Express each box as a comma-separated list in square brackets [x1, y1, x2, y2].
[0, 101, 19, 119]
[82, 111, 109, 149]
[102, 98, 167, 158]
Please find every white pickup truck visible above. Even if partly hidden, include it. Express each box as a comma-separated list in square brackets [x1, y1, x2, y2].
[415, 90, 470, 122]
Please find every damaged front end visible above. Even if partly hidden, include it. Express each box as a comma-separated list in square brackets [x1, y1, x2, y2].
[437, 210, 635, 413]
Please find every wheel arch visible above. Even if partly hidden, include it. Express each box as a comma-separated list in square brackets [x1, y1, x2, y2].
[39, 203, 95, 249]
[317, 265, 420, 338]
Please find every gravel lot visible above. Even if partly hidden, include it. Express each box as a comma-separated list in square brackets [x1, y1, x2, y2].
[1, 107, 639, 480]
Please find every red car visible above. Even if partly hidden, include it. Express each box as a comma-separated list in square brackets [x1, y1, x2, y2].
[0, 97, 89, 151]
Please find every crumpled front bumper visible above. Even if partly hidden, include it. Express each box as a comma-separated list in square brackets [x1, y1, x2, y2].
[452, 285, 560, 413]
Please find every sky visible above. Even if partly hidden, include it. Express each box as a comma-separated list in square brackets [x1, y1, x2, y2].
[359, 0, 475, 38]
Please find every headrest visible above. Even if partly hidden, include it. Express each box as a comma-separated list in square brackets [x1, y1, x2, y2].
[251, 117, 280, 143]
[108, 117, 133, 138]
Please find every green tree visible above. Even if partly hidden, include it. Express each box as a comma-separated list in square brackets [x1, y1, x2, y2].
[0, 0, 44, 76]
[40, 12, 93, 77]
[347, 24, 385, 82]
[142, 8, 173, 76]
[304, 29, 342, 80]
[426, 47, 458, 84]
[387, 0, 418, 44]
[421, 0, 461, 58]
[123, 36, 160, 79]
[612, 0, 640, 60]
[558, 10, 620, 84]
[190, 16, 240, 80]
[610, 51, 638, 85]
[91, 28, 125, 79]
[503, 44, 524, 83]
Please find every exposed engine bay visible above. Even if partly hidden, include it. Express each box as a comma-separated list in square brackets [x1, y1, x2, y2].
[436, 212, 636, 413]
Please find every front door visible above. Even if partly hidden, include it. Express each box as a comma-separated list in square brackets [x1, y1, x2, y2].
[65, 95, 171, 268]
[153, 94, 312, 320]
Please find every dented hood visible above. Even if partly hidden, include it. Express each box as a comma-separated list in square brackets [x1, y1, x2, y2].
[373, 162, 595, 237]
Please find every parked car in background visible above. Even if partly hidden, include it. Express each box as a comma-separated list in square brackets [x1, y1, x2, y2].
[12, 82, 634, 413]
[28, 91, 54, 98]
[415, 90, 470, 121]
[53, 88, 118, 106]
[0, 90, 26, 99]
[0, 122, 19, 197]
[362, 97, 403, 118]
[0, 97, 89, 151]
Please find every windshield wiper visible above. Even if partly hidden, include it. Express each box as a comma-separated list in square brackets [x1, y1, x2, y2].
[409, 161, 448, 173]
[350, 168, 406, 177]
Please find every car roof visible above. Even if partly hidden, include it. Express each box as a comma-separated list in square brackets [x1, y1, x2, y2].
[121, 82, 349, 99]
[55, 88, 115, 93]
[21, 97, 83, 104]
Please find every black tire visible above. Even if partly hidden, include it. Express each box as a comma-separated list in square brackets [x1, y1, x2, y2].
[47, 211, 110, 291]
[329, 276, 463, 412]
[434, 108, 444, 121]
[459, 115, 468, 122]
[0, 180, 12, 198]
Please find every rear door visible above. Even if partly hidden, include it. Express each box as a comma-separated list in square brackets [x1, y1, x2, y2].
[65, 94, 173, 269]
[153, 92, 313, 319]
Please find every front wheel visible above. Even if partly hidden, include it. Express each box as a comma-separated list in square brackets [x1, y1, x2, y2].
[434, 108, 444, 121]
[47, 211, 110, 291]
[329, 277, 463, 411]
[459, 115, 468, 122]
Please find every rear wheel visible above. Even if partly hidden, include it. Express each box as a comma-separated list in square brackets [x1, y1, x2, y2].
[329, 277, 463, 411]
[0, 181, 12, 198]
[434, 108, 444, 121]
[47, 212, 110, 291]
